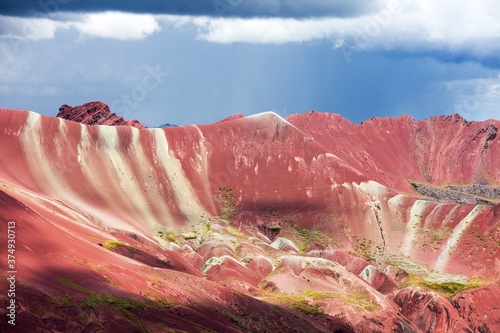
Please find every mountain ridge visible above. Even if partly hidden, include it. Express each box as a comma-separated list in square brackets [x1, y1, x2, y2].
[0, 105, 499, 332]
[287, 110, 500, 193]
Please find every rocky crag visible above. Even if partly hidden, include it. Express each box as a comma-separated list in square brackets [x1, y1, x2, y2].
[57, 101, 146, 129]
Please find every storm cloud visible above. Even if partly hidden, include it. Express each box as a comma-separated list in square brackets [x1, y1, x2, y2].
[0, 0, 380, 18]
[0, 0, 499, 126]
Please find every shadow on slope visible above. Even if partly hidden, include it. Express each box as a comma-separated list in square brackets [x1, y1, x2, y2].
[0, 265, 356, 333]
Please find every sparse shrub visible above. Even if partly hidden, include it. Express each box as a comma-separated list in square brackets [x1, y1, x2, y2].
[102, 240, 126, 250]
[351, 236, 376, 261]
[302, 289, 381, 312]
[264, 292, 323, 316]
[156, 229, 177, 242]
[292, 225, 327, 252]
[217, 187, 238, 220]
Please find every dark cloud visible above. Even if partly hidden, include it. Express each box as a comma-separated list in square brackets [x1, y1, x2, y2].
[0, 0, 380, 18]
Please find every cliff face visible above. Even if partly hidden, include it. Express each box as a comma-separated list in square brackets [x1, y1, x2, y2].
[57, 101, 146, 129]
[0, 107, 499, 332]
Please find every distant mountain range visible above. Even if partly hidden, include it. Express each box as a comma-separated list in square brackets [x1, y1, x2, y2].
[157, 123, 178, 128]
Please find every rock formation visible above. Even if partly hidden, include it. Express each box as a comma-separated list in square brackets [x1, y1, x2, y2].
[0, 107, 499, 332]
[57, 101, 146, 128]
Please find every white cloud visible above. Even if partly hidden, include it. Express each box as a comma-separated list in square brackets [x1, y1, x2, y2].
[0, 15, 62, 40]
[1, 1, 500, 60]
[443, 74, 500, 120]
[163, 0, 500, 62]
[72, 12, 160, 40]
[189, 17, 343, 44]
[0, 12, 160, 41]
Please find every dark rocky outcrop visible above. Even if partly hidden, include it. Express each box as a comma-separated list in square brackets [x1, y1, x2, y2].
[446, 184, 500, 199]
[57, 101, 146, 129]
[410, 182, 496, 205]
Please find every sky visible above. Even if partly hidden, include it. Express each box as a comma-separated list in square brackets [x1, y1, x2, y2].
[1, 0, 500, 126]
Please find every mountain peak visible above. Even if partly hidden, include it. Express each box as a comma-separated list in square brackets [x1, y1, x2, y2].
[57, 101, 146, 129]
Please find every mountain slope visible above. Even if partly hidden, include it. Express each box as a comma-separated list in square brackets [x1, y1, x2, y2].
[287, 111, 500, 193]
[0, 107, 499, 332]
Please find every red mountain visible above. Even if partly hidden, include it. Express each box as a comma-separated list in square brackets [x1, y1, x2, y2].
[287, 111, 499, 192]
[0, 105, 499, 332]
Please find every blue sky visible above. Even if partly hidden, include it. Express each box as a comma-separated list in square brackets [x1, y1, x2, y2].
[1, 0, 500, 126]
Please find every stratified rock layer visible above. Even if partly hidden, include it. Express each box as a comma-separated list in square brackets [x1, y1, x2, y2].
[286, 111, 500, 193]
[393, 288, 473, 333]
[57, 101, 146, 128]
[0, 107, 499, 332]
[452, 285, 500, 332]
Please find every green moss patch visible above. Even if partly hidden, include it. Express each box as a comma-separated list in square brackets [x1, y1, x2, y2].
[302, 289, 381, 312]
[217, 187, 238, 220]
[156, 229, 177, 243]
[102, 240, 127, 250]
[292, 225, 327, 252]
[262, 292, 323, 316]
[57, 277, 174, 329]
[403, 275, 485, 297]
[262, 287, 381, 316]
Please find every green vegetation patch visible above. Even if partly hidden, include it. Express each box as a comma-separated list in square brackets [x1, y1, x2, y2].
[383, 254, 489, 297]
[302, 289, 381, 312]
[226, 225, 245, 238]
[57, 276, 174, 329]
[263, 292, 323, 316]
[403, 275, 485, 297]
[292, 225, 327, 252]
[102, 239, 127, 250]
[59, 277, 92, 293]
[217, 187, 238, 220]
[262, 287, 381, 316]
[217, 309, 240, 324]
[156, 229, 177, 243]
[351, 236, 378, 261]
